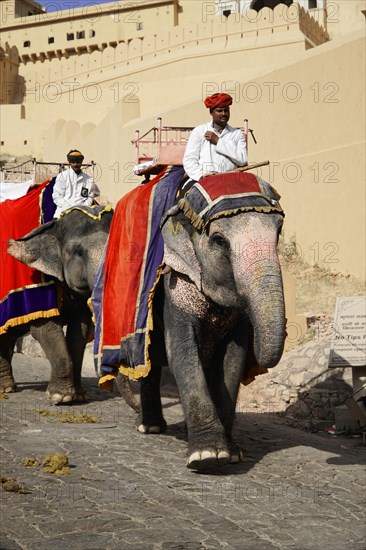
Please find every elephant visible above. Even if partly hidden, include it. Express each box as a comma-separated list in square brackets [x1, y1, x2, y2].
[1, 207, 113, 404]
[136, 174, 286, 471]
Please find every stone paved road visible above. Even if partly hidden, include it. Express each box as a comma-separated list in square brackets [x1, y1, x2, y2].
[0, 353, 365, 550]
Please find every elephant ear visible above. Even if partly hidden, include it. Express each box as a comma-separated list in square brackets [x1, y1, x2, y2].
[7, 220, 64, 281]
[161, 208, 202, 291]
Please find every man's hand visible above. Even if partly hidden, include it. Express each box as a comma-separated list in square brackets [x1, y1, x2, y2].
[204, 131, 219, 145]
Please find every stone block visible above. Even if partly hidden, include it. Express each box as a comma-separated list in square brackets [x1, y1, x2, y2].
[334, 405, 363, 434]
[287, 399, 310, 418]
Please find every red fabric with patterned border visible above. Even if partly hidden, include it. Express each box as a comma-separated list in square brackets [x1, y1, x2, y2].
[199, 172, 261, 200]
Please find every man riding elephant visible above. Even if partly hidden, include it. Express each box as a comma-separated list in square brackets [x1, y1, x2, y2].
[182, 93, 248, 192]
[52, 149, 100, 218]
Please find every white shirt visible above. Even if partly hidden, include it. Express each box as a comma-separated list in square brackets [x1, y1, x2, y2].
[52, 168, 100, 218]
[183, 122, 247, 181]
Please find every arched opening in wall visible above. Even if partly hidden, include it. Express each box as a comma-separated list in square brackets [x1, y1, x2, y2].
[250, 0, 293, 10]
[81, 122, 96, 138]
[121, 93, 140, 125]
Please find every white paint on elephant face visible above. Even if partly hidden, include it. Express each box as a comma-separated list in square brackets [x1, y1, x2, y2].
[168, 273, 210, 319]
[220, 214, 281, 277]
[237, 238, 279, 277]
[88, 244, 105, 272]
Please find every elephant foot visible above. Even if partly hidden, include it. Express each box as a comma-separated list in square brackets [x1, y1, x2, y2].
[0, 376, 17, 394]
[187, 449, 230, 471]
[229, 442, 245, 464]
[136, 414, 167, 434]
[186, 432, 231, 471]
[0, 383, 17, 394]
[46, 383, 76, 405]
[74, 386, 87, 402]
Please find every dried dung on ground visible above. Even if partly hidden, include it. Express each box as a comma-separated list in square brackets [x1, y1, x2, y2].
[34, 409, 100, 423]
[0, 475, 31, 494]
[22, 457, 41, 467]
[42, 453, 72, 475]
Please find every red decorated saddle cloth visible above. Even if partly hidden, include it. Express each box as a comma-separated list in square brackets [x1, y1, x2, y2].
[93, 166, 185, 389]
[0, 179, 59, 334]
[93, 169, 283, 389]
[170, 171, 283, 230]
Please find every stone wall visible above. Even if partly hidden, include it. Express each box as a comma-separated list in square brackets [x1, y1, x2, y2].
[1, 4, 365, 280]
[0, 43, 21, 104]
[238, 341, 354, 430]
[19, 4, 328, 89]
[17, 332, 354, 430]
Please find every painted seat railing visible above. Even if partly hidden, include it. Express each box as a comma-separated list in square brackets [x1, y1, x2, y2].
[0, 159, 37, 185]
[0, 159, 96, 184]
[132, 117, 268, 176]
[132, 118, 193, 175]
[0, 159, 97, 203]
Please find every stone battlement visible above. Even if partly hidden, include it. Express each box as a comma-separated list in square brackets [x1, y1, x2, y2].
[18, 5, 328, 96]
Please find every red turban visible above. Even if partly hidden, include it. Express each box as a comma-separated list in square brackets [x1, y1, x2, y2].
[204, 93, 233, 109]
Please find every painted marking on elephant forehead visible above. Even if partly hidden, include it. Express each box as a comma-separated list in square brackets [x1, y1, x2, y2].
[233, 240, 278, 263]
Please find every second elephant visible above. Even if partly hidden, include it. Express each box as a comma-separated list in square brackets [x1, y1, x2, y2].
[2, 207, 112, 403]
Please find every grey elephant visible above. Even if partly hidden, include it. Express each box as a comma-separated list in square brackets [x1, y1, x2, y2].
[1, 207, 112, 404]
[136, 173, 286, 471]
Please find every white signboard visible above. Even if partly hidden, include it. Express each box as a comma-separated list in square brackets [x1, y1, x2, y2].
[328, 296, 366, 368]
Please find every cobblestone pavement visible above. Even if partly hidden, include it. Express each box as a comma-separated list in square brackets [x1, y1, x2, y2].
[1, 353, 365, 550]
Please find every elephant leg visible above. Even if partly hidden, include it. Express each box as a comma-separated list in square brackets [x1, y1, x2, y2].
[30, 318, 76, 404]
[164, 312, 230, 470]
[116, 374, 141, 414]
[210, 322, 248, 464]
[137, 363, 167, 434]
[65, 304, 92, 402]
[171, 351, 230, 470]
[0, 331, 18, 393]
[137, 278, 166, 432]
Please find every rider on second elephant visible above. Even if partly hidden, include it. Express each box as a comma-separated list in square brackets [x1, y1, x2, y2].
[52, 149, 100, 218]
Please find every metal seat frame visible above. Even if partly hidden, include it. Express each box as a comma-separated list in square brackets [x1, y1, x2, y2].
[132, 117, 268, 176]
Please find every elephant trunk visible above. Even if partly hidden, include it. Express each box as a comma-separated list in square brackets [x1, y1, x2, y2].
[233, 257, 286, 369]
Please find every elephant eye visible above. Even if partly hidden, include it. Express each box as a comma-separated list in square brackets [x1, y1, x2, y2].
[74, 244, 85, 257]
[210, 232, 229, 249]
